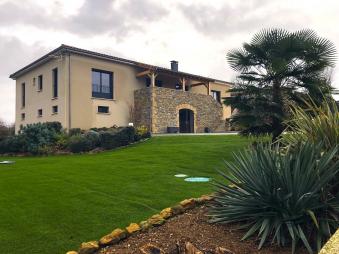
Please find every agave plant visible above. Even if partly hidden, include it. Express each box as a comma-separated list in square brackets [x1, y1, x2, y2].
[209, 142, 339, 253]
[280, 97, 339, 154]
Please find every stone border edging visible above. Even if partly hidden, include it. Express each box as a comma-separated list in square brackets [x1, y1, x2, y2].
[319, 229, 339, 254]
[66, 194, 214, 254]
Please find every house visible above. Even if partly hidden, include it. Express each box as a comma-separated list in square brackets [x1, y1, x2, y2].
[10, 45, 232, 133]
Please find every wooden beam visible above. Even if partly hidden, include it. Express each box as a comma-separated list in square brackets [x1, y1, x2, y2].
[136, 70, 151, 77]
[190, 82, 206, 88]
[191, 82, 207, 88]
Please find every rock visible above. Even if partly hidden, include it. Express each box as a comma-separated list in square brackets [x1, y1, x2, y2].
[160, 207, 172, 219]
[184, 242, 203, 254]
[66, 251, 78, 254]
[140, 243, 165, 254]
[198, 194, 214, 203]
[215, 247, 234, 254]
[171, 205, 185, 215]
[180, 198, 196, 210]
[126, 223, 141, 234]
[140, 220, 152, 230]
[78, 241, 99, 254]
[99, 228, 127, 246]
[147, 214, 165, 226]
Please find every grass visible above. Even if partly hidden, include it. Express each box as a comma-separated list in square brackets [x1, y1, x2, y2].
[0, 135, 249, 254]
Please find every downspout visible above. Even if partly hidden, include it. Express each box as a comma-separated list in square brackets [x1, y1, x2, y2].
[68, 53, 71, 130]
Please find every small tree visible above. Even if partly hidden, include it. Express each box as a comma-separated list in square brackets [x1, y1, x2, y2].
[225, 28, 336, 140]
[0, 119, 14, 141]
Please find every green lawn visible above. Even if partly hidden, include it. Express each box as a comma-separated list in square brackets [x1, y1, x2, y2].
[0, 135, 248, 254]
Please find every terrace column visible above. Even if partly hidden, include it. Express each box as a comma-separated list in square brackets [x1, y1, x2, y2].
[180, 77, 186, 91]
[150, 72, 156, 87]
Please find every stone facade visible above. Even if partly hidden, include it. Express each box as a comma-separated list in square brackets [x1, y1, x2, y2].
[134, 87, 225, 133]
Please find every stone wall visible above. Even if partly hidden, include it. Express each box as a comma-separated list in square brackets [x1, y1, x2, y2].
[134, 87, 225, 133]
[134, 88, 152, 130]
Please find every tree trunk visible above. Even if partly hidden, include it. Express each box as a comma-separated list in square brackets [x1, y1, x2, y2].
[272, 80, 284, 141]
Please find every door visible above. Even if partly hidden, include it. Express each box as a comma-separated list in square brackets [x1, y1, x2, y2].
[179, 109, 194, 133]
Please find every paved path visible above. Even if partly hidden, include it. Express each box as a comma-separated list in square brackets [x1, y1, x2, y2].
[152, 132, 239, 137]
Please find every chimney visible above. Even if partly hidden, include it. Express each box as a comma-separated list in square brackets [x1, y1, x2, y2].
[170, 60, 178, 71]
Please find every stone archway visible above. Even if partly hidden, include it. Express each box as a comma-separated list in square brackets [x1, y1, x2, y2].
[179, 109, 194, 133]
[176, 104, 197, 133]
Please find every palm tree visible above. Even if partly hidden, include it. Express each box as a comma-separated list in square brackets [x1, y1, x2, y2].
[225, 29, 336, 140]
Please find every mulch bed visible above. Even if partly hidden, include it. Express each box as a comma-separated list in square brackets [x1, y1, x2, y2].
[99, 205, 306, 254]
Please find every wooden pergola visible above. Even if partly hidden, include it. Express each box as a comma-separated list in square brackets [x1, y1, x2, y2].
[135, 65, 212, 95]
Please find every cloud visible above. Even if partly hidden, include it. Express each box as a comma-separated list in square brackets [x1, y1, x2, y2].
[0, 2, 50, 28]
[177, 1, 310, 37]
[0, 0, 168, 37]
[0, 36, 47, 124]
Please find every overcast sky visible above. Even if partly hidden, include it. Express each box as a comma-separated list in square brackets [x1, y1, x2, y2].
[0, 0, 338, 124]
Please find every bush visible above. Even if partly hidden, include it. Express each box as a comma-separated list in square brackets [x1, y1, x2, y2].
[69, 128, 82, 136]
[99, 131, 120, 150]
[68, 135, 94, 153]
[84, 130, 100, 147]
[135, 125, 151, 141]
[0, 120, 14, 141]
[280, 97, 339, 154]
[99, 127, 136, 149]
[19, 123, 59, 154]
[54, 133, 69, 150]
[0, 135, 26, 153]
[209, 142, 339, 253]
[45, 122, 63, 134]
[116, 126, 135, 145]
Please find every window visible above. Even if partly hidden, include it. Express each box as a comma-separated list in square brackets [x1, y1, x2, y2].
[21, 113, 25, 121]
[38, 109, 43, 117]
[52, 105, 58, 114]
[92, 69, 113, 99]
[52, 68, 58, 98]
[21, 83, 25, 107]
[211, 90, 221, 103]
[38, 75, 43, 91]
[98, 106, 109, 114]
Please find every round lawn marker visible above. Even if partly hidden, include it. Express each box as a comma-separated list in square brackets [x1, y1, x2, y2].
[175, 174, 188, 178]
[184, 177, 210, 182]
[0, 161, 15, 164]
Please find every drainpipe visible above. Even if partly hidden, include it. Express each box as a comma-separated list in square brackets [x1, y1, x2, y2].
[68, 53, 71, 130]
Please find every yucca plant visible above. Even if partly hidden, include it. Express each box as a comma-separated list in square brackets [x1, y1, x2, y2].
[209, 142, 339, 253]
[280, 97, 339, 154]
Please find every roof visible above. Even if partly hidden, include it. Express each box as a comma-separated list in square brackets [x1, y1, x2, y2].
[9, 44, 232, 84]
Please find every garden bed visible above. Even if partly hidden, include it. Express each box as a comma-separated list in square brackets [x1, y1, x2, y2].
[99, 205, 306, 254]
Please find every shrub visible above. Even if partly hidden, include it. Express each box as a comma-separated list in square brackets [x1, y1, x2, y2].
[45, 122, 63, 134]
[280, 97, 339, 154]
[99, 131, 120, 149]
[0, 135, 26, 153]
[0, 120, 14, 141]
[84, 130, 100, 147]
[209, 142, 339, 253]
[69, 128, 82, 136]
[19, 123, 58, 154]
[135, 125, 151, 141]
[68, 135, 94, 153]
[99, 127, 136, 149]
[54, 133, 69, 150]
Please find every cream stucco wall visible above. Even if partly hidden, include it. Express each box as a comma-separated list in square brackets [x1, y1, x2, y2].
[15, 56, 67, 133]
[69, 54, 145, 129]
